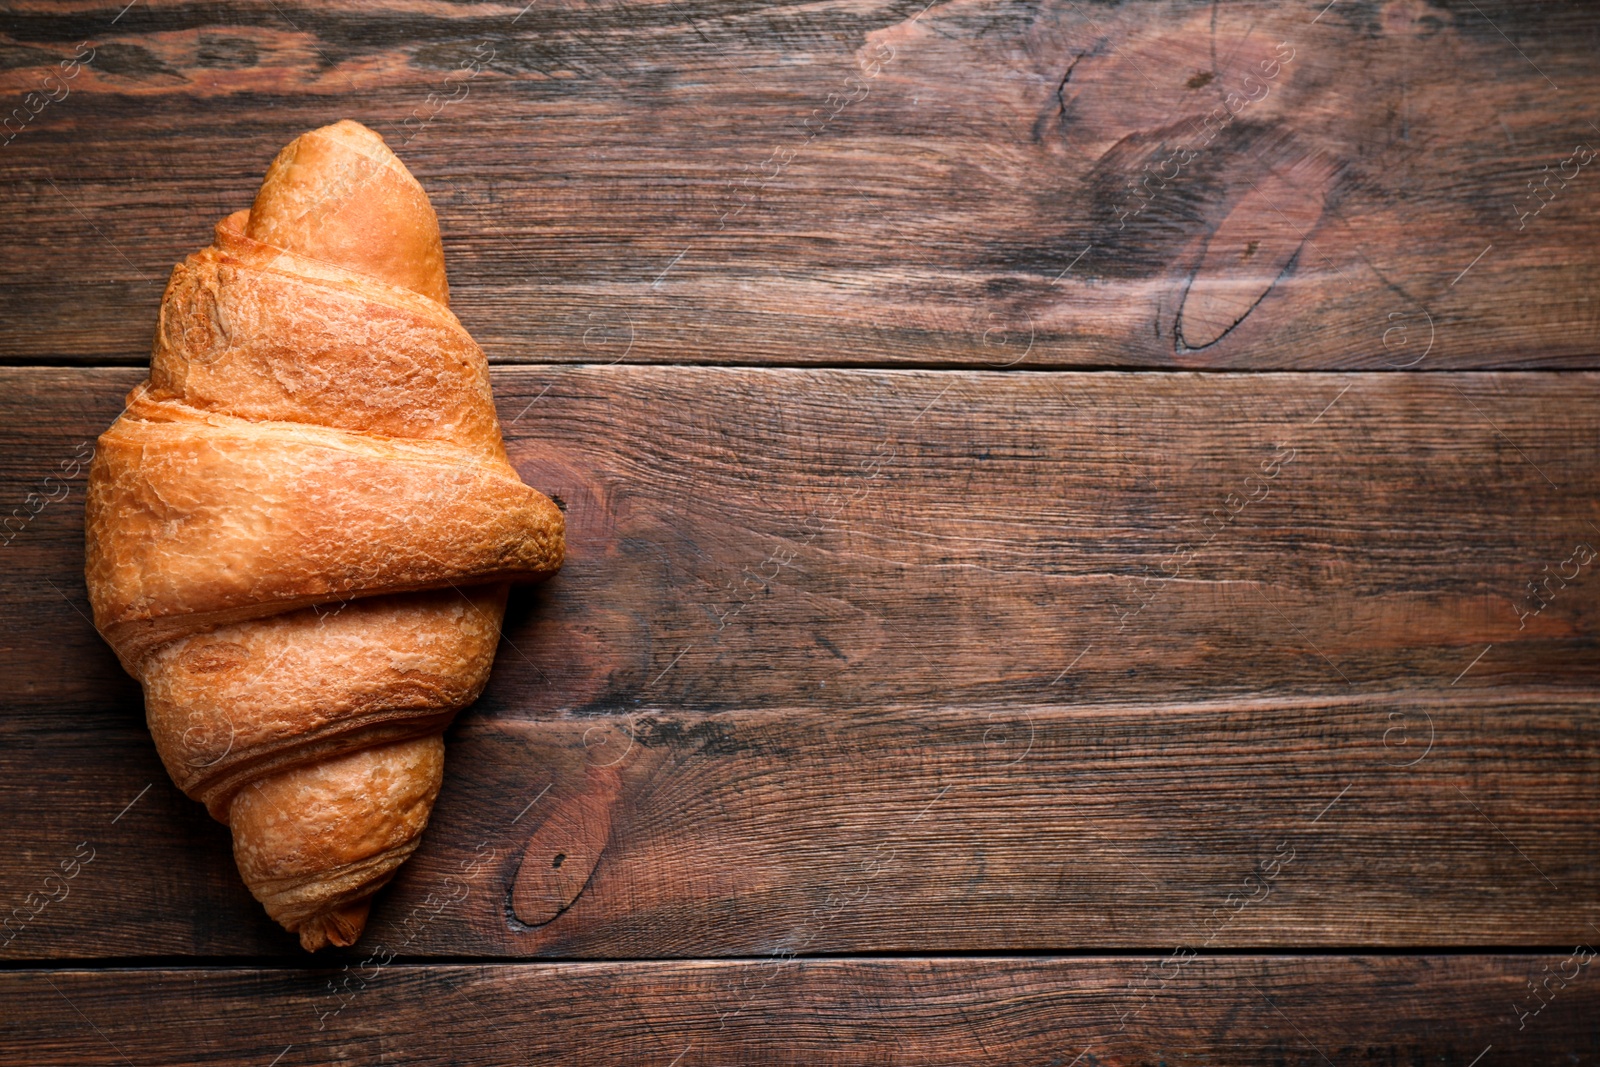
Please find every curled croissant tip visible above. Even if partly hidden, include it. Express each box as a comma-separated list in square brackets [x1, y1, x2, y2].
[308, 119, 392, 155]
[296, 897, 372, 952]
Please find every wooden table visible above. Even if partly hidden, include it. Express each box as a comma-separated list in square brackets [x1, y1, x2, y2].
[3, 1, 1599, 1062]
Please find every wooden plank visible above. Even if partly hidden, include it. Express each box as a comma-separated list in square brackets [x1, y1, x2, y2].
[5, 692, 1600, 958]
[1, 1, 1598, 367]
[5, 367, 1598, 718]
[4, 957, 1597, 1064]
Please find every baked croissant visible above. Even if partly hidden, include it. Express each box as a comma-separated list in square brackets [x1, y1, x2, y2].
[84, 120, 564, 950]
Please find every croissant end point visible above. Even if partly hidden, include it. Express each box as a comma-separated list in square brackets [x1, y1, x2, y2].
[246, 117, 449, 305]
[297, 897, 373, 952]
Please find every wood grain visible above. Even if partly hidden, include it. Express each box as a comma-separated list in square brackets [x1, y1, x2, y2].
[6, 691, 1599, 958]
[6, 367, 1598, 719]
[4, 957, 1597, 1065]
[4, 1, 1599, 1040]
[0, 1, 1597, 367]
[3, 367, 1598, 958]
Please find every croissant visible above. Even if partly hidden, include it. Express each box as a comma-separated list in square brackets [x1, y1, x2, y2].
[83, 120, 564, 950]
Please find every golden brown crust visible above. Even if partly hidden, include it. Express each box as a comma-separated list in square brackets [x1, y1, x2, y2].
[83, 120, 562, 950]
[230, 736, 444, 951]
[147, 239, 502, 455]
[86, 400, 560, 664]
[140, 585, 508, 819]
[245, 119, 450, 306]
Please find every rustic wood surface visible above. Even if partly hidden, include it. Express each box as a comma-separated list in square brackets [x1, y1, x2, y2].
[0, 1, 1598, 368]
[5, 957, 1599, 1065]
[8, 367, 1600, 721]
[4, 368, 1598, 958]
[3, 0, 1599, 1061]
[8, 686, 1600, 959]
